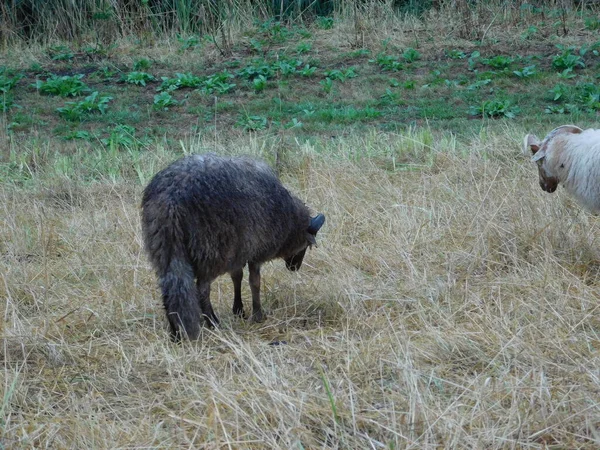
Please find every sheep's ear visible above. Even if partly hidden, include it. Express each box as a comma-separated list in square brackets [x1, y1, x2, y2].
[531, 149, 546, 162]
[523, 134, 540, 155]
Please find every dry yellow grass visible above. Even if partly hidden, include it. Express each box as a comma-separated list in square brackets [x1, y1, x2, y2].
[2, 126, 600, 448]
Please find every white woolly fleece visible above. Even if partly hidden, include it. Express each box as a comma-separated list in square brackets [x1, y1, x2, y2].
[543, 129, 600, 212]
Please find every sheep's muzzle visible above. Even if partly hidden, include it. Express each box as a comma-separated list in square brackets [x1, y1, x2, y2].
[285, 248, 307, 271]
[540, 177, 558, 193]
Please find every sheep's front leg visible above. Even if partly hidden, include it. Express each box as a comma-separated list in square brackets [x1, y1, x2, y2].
[230, 268, 246, 318]
[248, 263, 265, 323]
[196, 280, 220, 328]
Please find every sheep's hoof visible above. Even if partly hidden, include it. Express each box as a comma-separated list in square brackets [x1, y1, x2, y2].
[203, 313, 220, 328]
[251, 310, 266, 323]
[232, 305, 247, 319]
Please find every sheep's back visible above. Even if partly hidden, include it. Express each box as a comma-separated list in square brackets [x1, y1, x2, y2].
[554, 129, 600, 213]
[142, 154, 306, 279]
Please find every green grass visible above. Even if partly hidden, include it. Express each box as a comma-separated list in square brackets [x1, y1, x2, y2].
[0, 19, 596, 144]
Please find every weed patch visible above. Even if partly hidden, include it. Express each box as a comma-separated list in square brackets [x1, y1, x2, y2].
[57, 91, 113, 121]
[35, 74, 89, 97]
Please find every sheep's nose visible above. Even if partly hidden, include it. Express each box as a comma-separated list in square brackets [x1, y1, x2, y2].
[541, 181, 557, 193]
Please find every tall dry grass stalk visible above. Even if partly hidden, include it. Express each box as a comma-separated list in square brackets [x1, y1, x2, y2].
[2, 127, 600, 447]
[1, 0, 597, 46]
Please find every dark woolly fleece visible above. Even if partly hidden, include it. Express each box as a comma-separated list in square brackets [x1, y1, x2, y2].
[141, 154, 324, 340]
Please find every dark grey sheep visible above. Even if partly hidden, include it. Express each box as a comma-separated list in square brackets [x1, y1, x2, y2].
[141, 154, 325, 341]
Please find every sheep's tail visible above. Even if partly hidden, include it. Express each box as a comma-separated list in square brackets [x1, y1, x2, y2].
[159, 258, 201, 341]
[142, 202, 201, 341]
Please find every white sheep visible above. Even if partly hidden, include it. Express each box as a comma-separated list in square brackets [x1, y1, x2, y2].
[524, 125, 600, 213]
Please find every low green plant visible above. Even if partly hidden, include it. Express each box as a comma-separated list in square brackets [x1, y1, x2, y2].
[253, 75, 268, 92]
[249, 38, 264, 53]
[467, 51, 481, 70]
[577, 83, 600, 111]
[122, 71, 156, 86]
[181, 72, 205, 87]
[258, 20, 290, 42]
[201, 71, 236, 94]
[346, 49, 370, 58]
[57, 91, 113, 121]
[579, 43, 600, 57]
[402, 48, 421, 63]
[512, 65, 537, 78]
[423, 69, 447, 87]
[584, 16, 600, 31]
[0, 74, 22, 93]
[133, 58, 152, 71]
[284, 118, 302, 129]
[272, 58, 301, 76]
[370, 53, 404, 71]
[320, 77, 333, 93]
[100, 124, 142, 148]
[520, 25, 539, 40]
[323, 67, 357, 82]
[28, 62, 44, 73]
[83, 43, 111, 57]
[549, 84, 569, 101]
[159, 72, 203, 91]
[63, 130, 94, 141]
[557, 68, 577, 79]
[469, 99, 520, 118]
[379, 88, 400, 104]
[236, 113, 267, 131]
[446, 49, 466, 59]
[296, 28, 312, 39]
[91, 66, 117, 81]
[316, 17, 334, 30]
[237, 61, 274, 80]
[49, 45, 74, 61]
[177, 34, 201, 50]
[35, 75, 89, 97]
[296, 42, 312, 54]
[158, 77, 181, 92]
[1, 93, 14, 112]
[544, 104, 576, 115]
[482, 55, 514, 69]
[300, 64, 317, 77]
[153, 92, 178, 110]
[552, 47, 585, 71]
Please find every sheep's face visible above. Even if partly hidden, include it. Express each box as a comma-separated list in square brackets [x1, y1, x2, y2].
[285, 247, 307, 271]
[534, 158, 559, 193]
[284, 213, 325, 272]
[524, 125, 583, 194]
[525, 134, 558, 193]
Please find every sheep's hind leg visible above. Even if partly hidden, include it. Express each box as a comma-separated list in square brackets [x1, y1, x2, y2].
[248, 263, 266, 323]
[230, 268, 246, 318]
[196, 280, 220, 328]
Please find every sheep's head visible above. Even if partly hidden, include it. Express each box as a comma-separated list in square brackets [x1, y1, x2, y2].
[284, 213, 325, 271]
[523, 125, 583, 193]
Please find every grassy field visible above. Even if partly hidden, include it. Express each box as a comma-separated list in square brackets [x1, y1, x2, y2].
[2, 2, 600, 448]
